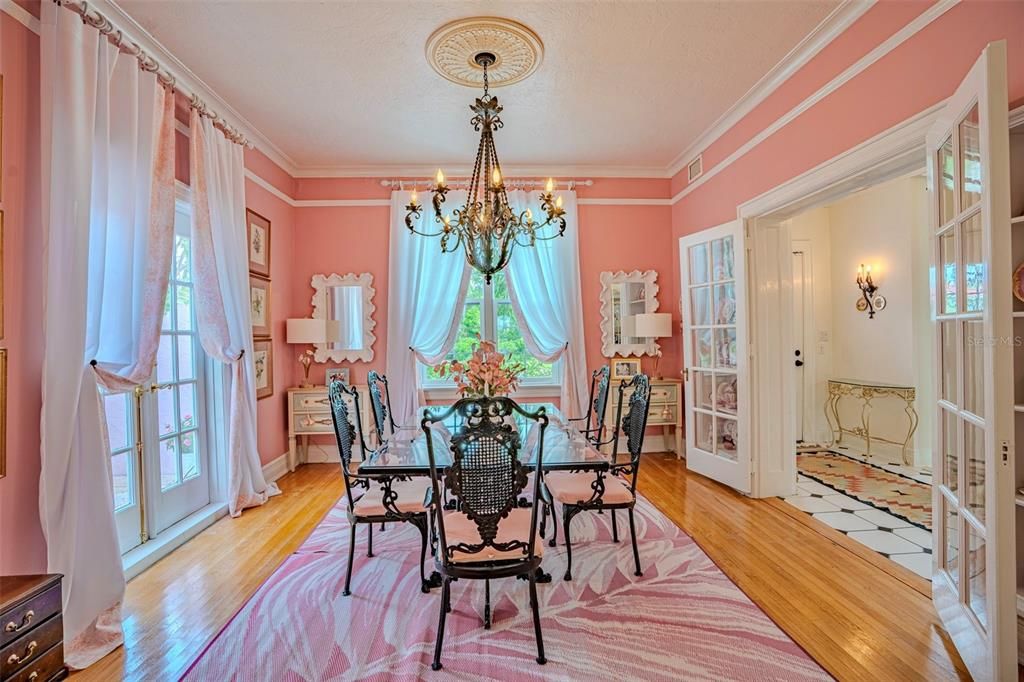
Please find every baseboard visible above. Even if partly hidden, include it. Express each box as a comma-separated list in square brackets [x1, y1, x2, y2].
[262, 452, 290, 482]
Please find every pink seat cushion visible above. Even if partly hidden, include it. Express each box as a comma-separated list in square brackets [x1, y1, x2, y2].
[353, 479, 428, 517]
[544, 471, 634, 505]
[442, 508, 544, 563]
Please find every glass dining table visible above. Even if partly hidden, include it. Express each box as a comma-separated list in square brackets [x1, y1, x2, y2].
[358, 402, 613, 476]
[356, 402, 616, 586]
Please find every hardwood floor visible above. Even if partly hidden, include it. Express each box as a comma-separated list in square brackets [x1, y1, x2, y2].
[72, 464, 344, 682]
[74, 456, 969, 682]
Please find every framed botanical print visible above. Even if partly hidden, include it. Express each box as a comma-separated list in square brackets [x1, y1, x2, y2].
[325, 366, 350, 386]
[246, 208, 271, 278]
[610, 356, 641, 381]
[249, 274, 272, 338]
[253, 339, 274, 400]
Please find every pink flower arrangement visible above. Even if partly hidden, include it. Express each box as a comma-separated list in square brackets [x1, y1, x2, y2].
[434, 339, 525, 397]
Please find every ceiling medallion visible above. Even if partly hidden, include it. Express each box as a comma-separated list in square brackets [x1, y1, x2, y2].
[405, 52, 566, 283]
[426, 17, 544, 88]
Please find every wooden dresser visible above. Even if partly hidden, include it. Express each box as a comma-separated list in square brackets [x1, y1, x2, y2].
[287, 385, 371, 470]
[0, 575, 67, 682]
[603, 377, 684, 457]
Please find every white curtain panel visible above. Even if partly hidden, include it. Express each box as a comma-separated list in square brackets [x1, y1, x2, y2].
[504, 190, 588, 417]
[385, 190, 471, 424]
[189, 111, 280, 516]
[39, 4, 175, 668]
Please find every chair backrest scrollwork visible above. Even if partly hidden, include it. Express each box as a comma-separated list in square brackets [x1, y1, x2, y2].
[367, 370, 397, 443]
[611, 374, 652, 493]
[328, 379, 368, 510]
[422, 397, 547, 565]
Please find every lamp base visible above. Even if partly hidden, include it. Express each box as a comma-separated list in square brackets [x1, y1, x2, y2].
[299, 381, 313, 389]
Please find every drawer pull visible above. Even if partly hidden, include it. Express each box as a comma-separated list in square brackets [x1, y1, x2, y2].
[7, 640, 38, 665]
[28, 672, 39, 681]
[4, 610, 34, 633]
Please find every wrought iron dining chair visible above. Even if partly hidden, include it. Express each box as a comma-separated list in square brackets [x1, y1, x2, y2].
[541, 374, 651, 581]
[422, 397, 548, 671]
[328, 379, 430, 596]
[367, 370, 397, 444]
[567, 366, 611, 445]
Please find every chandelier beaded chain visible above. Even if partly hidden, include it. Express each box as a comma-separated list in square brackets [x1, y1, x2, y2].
[404, 52, 567, 283]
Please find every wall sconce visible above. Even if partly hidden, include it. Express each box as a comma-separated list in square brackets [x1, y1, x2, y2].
[855, 264, 886, 319]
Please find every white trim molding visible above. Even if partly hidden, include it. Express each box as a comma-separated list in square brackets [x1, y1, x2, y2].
[103, 0, 299, 173]
[262, 452, 290, 484]
[672, 0, 960, 202]
[1, 0, 40, 32]
[666, 0, 876, 178]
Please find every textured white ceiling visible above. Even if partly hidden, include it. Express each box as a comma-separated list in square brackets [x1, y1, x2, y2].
[117, 0, 841, 173]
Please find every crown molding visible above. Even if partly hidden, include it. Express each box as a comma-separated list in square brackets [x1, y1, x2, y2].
[671, 0, 959, 205]
[665, 0, 876, 178]
[102, 0, 300, 175]
[1, 0, 41, 33]
[1010, 103, 1024, 129]
[290, 164, 670, 179]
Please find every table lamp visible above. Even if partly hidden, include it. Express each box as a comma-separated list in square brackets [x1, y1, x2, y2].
[287, 318, 329, 387]
[635, 313, 673, 380]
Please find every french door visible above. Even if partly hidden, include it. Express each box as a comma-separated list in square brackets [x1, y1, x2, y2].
[927, 40, 1014, 681]
[679, 220, 750, 493]
[106, 204, 212, 553]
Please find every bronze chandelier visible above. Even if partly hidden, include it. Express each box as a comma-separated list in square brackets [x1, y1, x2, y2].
[404, 52, 567, 284]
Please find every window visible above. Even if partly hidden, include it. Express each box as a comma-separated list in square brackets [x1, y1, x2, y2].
[105, 198, 212, 554]
[422, 270, 559, 387]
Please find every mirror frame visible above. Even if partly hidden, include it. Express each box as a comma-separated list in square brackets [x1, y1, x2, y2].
[310, 272, 376, 363]
[599, 269, 660, 358]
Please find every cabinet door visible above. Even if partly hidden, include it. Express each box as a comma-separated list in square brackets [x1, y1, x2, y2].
[927, 40, 1014, 682]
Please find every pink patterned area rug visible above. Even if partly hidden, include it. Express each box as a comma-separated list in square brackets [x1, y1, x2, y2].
[182, 494, 829, 681]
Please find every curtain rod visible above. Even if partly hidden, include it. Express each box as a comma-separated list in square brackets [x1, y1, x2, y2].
[57, 0, 252, 148]
[379, 179, 593, 190]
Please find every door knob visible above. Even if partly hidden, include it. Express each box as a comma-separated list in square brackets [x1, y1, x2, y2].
[795, 359, 804, 367]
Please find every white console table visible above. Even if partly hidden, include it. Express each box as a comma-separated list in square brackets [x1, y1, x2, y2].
[287, 385, 371, 471]
[602, 377, 683, 457]
[824, 378, 918, 464]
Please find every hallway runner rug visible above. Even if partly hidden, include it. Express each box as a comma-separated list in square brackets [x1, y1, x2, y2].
[798, 451, 932, 530]
[182, 494, 829, 681]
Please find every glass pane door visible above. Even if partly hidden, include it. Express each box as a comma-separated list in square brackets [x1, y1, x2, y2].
[679, 222, 749, 492]
[103, 204, 212, 552]
[927, 40, 1014, 681]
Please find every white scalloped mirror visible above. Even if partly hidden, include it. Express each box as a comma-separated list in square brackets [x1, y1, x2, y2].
[311, 273, 376, 363]
[600, 270, 660, 357]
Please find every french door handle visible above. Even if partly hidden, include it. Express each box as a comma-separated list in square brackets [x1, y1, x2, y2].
[148, 383, 174, 393]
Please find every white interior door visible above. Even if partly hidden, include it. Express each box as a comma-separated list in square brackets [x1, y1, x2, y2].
[927, 40, 1014, 681]
[679, 221, 750, 493]
[792, 245, 810, 443]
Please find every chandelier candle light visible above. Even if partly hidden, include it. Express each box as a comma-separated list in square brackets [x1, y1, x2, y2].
[405, 52, 567, 283]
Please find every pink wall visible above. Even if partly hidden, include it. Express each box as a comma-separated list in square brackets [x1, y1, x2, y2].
[243, 148, 298, 464]
[671, 0, 1024, 231]
[284, 178, 679, 393]
[0, 9, 46, 574]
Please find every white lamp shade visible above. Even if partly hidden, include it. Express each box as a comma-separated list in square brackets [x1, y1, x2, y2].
[286, 318, 327, 344]
[634, 313, 673, 338]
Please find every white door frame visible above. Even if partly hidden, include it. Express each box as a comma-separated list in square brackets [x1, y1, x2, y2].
[739, 102, 945, 498]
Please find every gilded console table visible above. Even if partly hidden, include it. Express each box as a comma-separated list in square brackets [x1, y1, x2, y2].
[824, 378, 918, 464]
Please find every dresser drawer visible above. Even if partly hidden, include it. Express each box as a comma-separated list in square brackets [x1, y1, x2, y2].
[2, 615, 62, 679]
[291, 391, 331, 412]
[1, 585, 60, 649]
[650, 383, 679, 404]
[294, 412, 335, 434]
[7, 641, 65, 682]
[645, 403, 679, 425]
